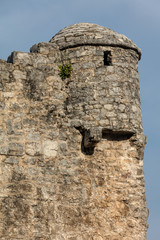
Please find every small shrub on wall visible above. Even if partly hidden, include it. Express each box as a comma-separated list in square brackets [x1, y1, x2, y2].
[58, 62, 72, 80]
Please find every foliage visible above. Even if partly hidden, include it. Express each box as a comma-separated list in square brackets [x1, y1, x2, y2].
[58, 62, 72, 80]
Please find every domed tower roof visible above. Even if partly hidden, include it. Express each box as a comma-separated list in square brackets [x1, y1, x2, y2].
[50, 23, 141, 59]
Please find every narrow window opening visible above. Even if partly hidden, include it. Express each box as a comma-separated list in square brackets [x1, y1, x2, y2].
[104, 51, 112, 66]
[102, 129, 134, 141]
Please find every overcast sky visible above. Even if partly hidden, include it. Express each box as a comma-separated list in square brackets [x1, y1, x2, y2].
[0, 0, 159, 239]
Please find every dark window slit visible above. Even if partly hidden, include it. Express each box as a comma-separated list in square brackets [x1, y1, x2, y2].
[104, 51, 112, 66]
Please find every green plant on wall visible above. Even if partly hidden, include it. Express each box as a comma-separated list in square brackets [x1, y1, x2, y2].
[58, 62, 72, 81]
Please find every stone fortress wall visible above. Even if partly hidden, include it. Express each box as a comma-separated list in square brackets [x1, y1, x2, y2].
[0, 23, 148, 239]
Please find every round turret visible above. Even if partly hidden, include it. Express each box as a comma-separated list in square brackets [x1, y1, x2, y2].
[50, 23, 143, 135]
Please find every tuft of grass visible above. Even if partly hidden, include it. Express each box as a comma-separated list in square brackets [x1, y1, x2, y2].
[58, 62, 72, 80]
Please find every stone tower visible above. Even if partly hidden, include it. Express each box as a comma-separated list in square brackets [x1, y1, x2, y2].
[0, 23, 148, 239]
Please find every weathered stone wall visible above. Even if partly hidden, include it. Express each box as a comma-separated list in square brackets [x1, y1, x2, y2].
[0, 23, 148, 239]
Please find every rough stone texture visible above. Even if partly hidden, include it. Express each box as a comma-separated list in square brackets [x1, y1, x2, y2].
[0, 23, 148, 239]
[49, 23, 142, 59]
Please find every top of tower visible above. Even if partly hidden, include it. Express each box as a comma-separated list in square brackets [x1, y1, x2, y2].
[50, 23, 141, 58]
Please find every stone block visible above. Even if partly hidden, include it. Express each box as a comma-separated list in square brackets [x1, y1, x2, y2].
[7, 143, 24, 156]
[13, 70, 26, 80]
[25, 142, 41, 156]
[4, 157, 19, 164]
[42, 140, 58, 157]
